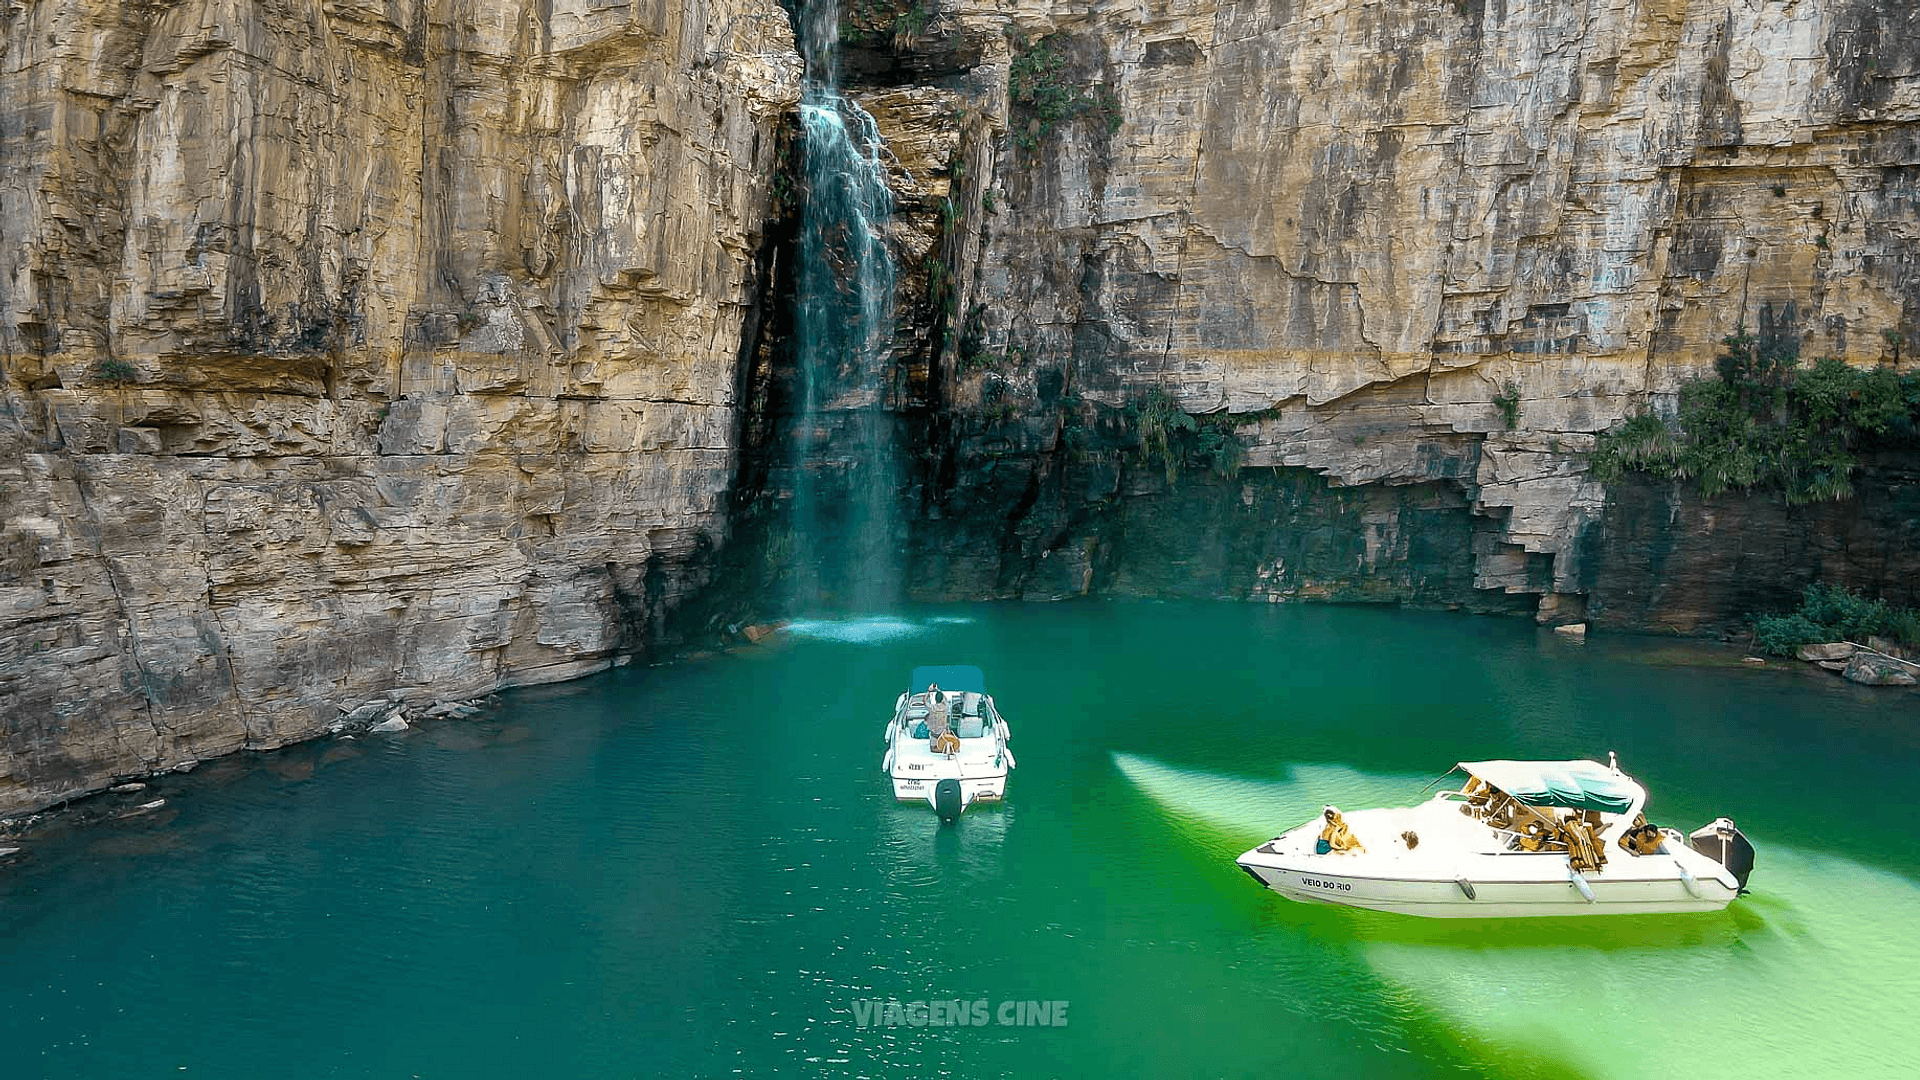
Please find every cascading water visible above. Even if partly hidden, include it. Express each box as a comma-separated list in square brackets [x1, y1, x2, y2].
[786, 0, 901, 612]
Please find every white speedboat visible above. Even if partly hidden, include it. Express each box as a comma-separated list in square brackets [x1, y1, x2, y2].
[883, 665, 1015, 821]
[1236, 756, 1755, 918]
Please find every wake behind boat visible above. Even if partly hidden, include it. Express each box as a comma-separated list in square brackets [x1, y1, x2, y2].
[1236, 756, 1755, 918]
[883, 665, 1015, 821]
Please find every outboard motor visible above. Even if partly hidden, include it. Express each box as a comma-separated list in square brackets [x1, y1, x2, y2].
[1687, 817, 1756, 891]
[934, 779, 964, 823]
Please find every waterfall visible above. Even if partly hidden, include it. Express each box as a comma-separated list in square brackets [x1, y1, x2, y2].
[787, 0, 901, 613]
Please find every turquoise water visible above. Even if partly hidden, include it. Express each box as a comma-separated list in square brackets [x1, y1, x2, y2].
[4, 602, 1918, 1078]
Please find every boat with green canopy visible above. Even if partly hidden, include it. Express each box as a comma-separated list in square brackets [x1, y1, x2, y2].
[1236, 755, 1755, 918]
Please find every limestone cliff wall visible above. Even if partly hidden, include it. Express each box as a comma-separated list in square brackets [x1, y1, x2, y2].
[812, 0, 1919, 614]
[0, 0, 800, 814]
[6, 0, 1919, 814]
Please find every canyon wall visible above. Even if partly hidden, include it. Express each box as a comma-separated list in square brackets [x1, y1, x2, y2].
[5, 0, 1919, 814]
[0, 0, 800, 813]
[790, 0, 1919, 618]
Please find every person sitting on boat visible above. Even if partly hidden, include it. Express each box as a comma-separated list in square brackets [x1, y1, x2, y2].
[926, 688, 960, 755]
[1319, 805, 1365, 854]
[1618, 814, 1664, 856]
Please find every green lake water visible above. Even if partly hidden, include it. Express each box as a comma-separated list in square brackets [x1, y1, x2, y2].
[4, 601, 1918, 1078]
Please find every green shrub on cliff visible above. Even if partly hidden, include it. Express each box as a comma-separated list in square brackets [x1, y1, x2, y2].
[1751, 613, 1830, 657]
[93, 358, 139, 385]
[1123, 391, 1253, 482]
[1129, 389, 1197, 482]
[1007, 32, 1121, 151]
[1591, 332, 1920, 503]
[1749, 583, 1920, 656]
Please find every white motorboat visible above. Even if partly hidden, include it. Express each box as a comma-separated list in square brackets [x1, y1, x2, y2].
[883, 665, 1015, 821]
[1236, 756, 1755, 918]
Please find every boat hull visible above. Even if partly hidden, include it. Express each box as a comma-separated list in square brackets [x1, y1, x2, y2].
[891, 772, 1007, 809]
[1237, 850, 1738, 918]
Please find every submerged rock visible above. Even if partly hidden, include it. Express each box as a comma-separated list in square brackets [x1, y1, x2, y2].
[1553, 623, 1588, 639]
[119, 799, 167, 818]
[369, 716, 411, 734]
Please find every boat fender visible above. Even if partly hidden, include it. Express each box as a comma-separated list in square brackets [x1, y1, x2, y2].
[1569, 868, 1596, 903]
[1455, 877, 1476, 900]
[1674, 858, 1701, 898]
[883, 749, 894, 773]
[1002, 747, 1016, 770]
[934, 779, 964, 822]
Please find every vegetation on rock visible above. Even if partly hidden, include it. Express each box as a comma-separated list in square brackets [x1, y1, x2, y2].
[1749, 583, 1920, 656]
[839, 0, 928, 48]
[1007, 32, 1121, 152]
[93, 358, 139, 384]
[1591, 332, 1920, 503]
[1493, 381, 1521, 430]
[1126, 390, 1248, 483]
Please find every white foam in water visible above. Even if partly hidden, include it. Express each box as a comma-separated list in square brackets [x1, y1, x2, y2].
[781, 617, 930, 644]
[1113, 753, 1920, 1080]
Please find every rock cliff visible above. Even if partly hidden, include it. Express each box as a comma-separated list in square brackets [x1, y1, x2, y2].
[1, 0, 800, 813]
[6, 0, 1920, 815]
[769, 0, 1919, 619]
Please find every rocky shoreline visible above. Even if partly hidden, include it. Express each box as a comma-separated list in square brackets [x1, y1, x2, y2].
[0, 624, 797, 852]
[0, 688, 510, 860]
[1792, 640, 1920, 687]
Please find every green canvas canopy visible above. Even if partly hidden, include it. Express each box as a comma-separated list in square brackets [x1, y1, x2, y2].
[1459, 759, 1643, 815]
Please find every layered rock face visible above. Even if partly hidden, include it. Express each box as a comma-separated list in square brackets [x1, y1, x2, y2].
[0, 0, 800, 813]
[1585, 457, 1920, 636]
[811, 0, 1918, 614]
[5, 0, 1918, 812]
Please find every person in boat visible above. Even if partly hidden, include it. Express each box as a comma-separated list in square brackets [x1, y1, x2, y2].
[926, 685, 960, 755]
[1319, 805, 1365, 854]
[1618, 814, 1664, 856]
